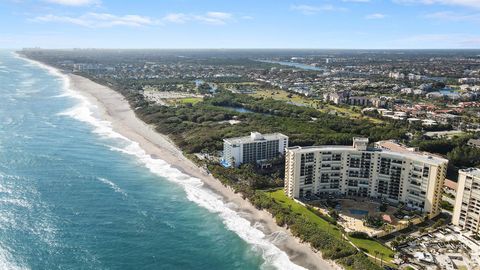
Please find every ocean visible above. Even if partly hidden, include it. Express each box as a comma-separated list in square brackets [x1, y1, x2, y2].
[0, 51, 302, 270]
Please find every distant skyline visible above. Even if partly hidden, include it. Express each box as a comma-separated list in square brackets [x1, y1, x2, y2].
[1, 0, 480, 49]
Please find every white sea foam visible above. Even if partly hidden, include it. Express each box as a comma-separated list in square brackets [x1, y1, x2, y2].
[108, 133, 305, 270]
[267, 231, 289, 245]
[97, 177, 127, 197]
[0, 245, 28, 270]
[53, 92, 71, 98]
[19, 54, 307, 270]
[0, 176, 51, 270]
[43, 121, 57, 128]
[0, 198, 32, 209]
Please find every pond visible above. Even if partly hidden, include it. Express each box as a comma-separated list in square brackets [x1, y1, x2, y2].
[349, 209, 369, 216]
[220, 106, 254, 113]
[429, 87, 460, 98]
[257, 60, 325, 71]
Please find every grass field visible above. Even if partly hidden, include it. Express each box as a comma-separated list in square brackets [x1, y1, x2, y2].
[266, 189, 342, 238]
[179, 97, 203, 104]
[251, 89, 317, 107]
[251, 89, 383, 123]
[167, 97, 203, 105]
[348, 236, 395, 262]
[266, 189, 394, 263]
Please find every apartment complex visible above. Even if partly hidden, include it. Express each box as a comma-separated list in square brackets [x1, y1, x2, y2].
[222, 132, 289, 168]
[284, 138, 448, 218]
[452, 168, 480, 233]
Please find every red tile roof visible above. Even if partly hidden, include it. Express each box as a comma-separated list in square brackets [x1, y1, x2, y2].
[382, 214, 392, 224]
[444, 179, 457, 191]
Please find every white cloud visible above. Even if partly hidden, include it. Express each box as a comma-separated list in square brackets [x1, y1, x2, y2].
[194, 12, 233, 24]
[33, 11, 236, 28]
[162, 11, 233, 25]
[33, 12, 159, 27]
[162, 13, 189, 24]
[425, 11, 480, 22]
[365, 13, 386, 19]
[291, 4, 346, 15]
[44, 0, 100, 6]
[393, 0, 480, 9]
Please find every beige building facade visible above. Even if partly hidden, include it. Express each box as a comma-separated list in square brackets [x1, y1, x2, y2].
[453, 168, 480, 233]
[285, 138, 448, 219]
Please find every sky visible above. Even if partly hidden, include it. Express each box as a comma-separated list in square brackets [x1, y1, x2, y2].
[0, 0, 479, 49]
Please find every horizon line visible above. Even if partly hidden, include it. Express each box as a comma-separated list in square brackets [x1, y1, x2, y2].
[12, 47, 480, 51]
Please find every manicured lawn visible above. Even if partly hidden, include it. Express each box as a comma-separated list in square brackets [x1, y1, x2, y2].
[165, 97, 203, 105]
[266, 189, 342, 238]
[178, 97, 203, 104]
[251, 89, 316, 107]
[348, 236, 395, 262]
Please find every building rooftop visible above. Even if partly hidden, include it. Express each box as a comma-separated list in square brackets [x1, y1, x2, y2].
[460, 168, 480, 178]
[224, 132, 288, 144]
[375, 140, 417, 154]
[468, 139, 480, 147]
[286, 143, 448, 166]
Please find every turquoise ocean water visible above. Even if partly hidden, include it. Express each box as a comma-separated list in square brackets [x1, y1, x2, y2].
[0, 51, 302, 270]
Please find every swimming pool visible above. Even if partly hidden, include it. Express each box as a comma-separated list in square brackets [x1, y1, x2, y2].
[349, 209, 369, 215]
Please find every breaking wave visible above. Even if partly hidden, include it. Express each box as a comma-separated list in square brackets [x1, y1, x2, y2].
[21, 54, 306, 270]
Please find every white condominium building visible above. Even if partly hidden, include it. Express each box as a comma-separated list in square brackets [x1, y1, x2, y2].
[222, 132, 289, 168]
[284, 138, 448, 218]
[453, 168, 480, 233]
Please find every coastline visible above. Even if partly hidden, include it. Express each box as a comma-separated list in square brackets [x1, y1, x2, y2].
[18, 54, 341, 270]
[67, 74, 341, 270]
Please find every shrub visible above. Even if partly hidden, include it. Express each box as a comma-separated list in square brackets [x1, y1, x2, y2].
[364, 215, 385, 228]
[348, 231, 371, 239]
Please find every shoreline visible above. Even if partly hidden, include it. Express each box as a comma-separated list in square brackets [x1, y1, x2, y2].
[67, 74, 340, 270]
[19, 54, 341, 270]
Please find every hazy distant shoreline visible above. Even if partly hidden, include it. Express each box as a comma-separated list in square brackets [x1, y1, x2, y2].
[16, 51, 341, 270]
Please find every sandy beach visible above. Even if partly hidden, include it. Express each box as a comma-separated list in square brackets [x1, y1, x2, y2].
[64, 73, 341, 270]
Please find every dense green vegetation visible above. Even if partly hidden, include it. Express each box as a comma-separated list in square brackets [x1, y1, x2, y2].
[198, 162, 386, 269]
[94, 81, 402, 269]
[441, 200, 454, 212]
[126, 89, 407, 154]
[25, 50, 480, 270]
[254, 190, 384, 270]
[410, 135, 480, 178]
[364, 215, 385, 228]
[411, 135, 471, 155]
[264, 190, 394, 268]
[268, 190, 342, 237]
[52, 69, 404, 269]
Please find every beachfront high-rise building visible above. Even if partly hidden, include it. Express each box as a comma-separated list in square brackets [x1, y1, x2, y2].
[221, 132, 289, 168]
[284, 138, 448, 218]
[452, 168, 480, 233]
